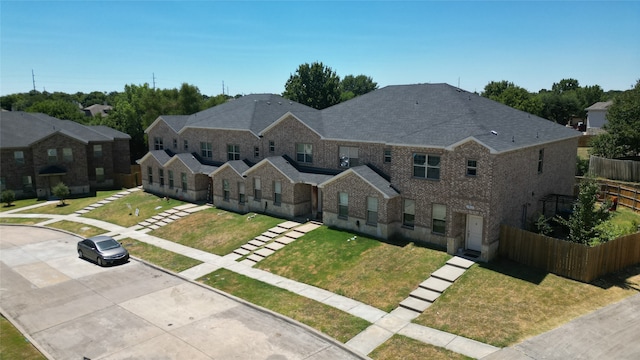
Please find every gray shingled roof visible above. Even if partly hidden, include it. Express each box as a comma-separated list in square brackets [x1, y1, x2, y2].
[172, 153, 219, 174]
[585, 101, 613, 111]
[151, 83, 579, 154]
[246, 156, 333, 185]
[319, 165, 400, 198]
[320, 83, 581, 152]
[182, 94, 322, 135]
[1, 111, 130, 148]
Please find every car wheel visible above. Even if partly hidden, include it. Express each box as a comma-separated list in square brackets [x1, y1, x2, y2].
[78, 250, 83, 259]
[97, 257, 105, 266]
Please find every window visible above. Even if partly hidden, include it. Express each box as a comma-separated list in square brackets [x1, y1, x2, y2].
[296, 143, 313, 163]
[269, 141, 275, 153]
[168, 170, 174, 188]
[147, 166, 153, 183]
[181, 172, 187, 191]
[339, 146, 359, 167]
[338, 192, 349, 219]
[0, 177, 6, 191]
[238, 182, 246, 204]
[384, 149, 392, 163]
[154, 137, 164, 150]
[466, 159, 477, 176]
[63, 148, 73, 162]
[414, 154, 441, 179]
[254, 146, 260, 158]
[200, 142, 212, 158]
[413, 154, 426, 177]
[93, 144, 103, 158]
[227, 145, 240, 160]
[367, 197, 378, 225]
[22, 176, 33, 190]
[158, 169, 164, 186]
[223, 180, 230, 201]
[96, 167, 105, 183]
[173, 138, 177, 149]
[254, 178, 262, 201]
[427, 155, 441, 180]
[14, 151, 24, 165]
[274, 181, 282, 205]
[403, 199, 415, 228]
[538, 149, 544, 174]
[184, 140, 189, 151]
[432, 204, 446, 234]
[47, 148, 58, 163]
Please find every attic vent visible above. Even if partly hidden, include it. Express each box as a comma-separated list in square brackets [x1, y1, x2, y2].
[267, 101, 271, 105]
[278, 101, 282, 105]
[491, 130, 498, 135]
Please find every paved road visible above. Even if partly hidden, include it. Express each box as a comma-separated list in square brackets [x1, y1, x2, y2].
[0, 225, 367, 360]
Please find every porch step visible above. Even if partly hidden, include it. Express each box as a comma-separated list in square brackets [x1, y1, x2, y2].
[447, 256, 475, 269]
[233, 248, 250, 256]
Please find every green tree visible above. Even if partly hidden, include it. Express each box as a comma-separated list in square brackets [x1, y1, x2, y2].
[27, 99, 86, 122]
[283, 62, 341, 110]
[481, 80, 515, 99]
[552, 78, 580, 94]
[481, 81, 543, 116]
[52, 182, 70, 206]
[555, 177, 611, 245]
[340, 74, 378, 100]
[590, 80, 640, 158]
[177, 83, 203, 114]
[1, 190, 16, 207]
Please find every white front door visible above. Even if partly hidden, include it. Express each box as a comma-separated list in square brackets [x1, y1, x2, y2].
[466, 215, 483, 252]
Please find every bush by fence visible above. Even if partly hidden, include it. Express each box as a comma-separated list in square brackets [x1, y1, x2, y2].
[589, 155, 640, 182]
[499, 225, 640, 283]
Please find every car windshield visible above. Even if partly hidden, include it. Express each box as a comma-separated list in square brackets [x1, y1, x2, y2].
[96, 239, 121, 251]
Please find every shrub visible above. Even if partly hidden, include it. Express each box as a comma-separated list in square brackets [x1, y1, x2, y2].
[52, 182, 70, 205]
[1, 190, 15, 206]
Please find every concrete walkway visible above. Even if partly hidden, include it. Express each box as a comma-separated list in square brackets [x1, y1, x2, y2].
[0, 195, 499, 359]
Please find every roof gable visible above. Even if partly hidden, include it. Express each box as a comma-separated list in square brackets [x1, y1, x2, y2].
[319, 165, 400, 199]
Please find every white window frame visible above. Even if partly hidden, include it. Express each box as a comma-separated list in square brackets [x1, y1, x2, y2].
[63, 148, 73, 162]
[296, 143, 313, 163]
[200, 142, 212, 158]
[466, 159, 477, 177]
[403, 199, 415, 228]
[366, 197, 378, 225]
[254, 178, 262, 201]
[274, 181, 282, 205]
[432, 203, 446, 235]
[227, 144, 240, 161]
[338, 192, 348, 219]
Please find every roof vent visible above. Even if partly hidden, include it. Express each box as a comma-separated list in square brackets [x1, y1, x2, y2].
[267, 101, 271, 105]
[278, 101, 282, 105]
[512, 136, 515, 142]
[491, 130, 498, 135]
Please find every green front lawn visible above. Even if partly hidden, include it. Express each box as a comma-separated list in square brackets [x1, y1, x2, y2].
[370, 334, 472, 360]
[0, 198, 43, 213]
[415, 259, 638, 347]
[151, 209, 283, 255]
[0, 218, 47, 225]
[45, 220, 106, 238]
[16, 190, 122, 215]
[83, 191, 186, 227]
[256, 227, 451, 312]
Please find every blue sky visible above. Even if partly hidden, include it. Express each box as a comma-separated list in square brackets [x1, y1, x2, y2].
[1, 1, 638, 96]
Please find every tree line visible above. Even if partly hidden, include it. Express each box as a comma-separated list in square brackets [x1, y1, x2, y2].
[1, 63, 637, 161]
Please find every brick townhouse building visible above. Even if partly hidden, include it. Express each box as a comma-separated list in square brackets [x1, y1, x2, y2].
[139, 83, 580, 261]
[1, 111, 131, 199]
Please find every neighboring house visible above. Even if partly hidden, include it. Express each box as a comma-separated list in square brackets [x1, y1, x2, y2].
[585, 101, 613, 134]
[140, 83, 580, 261]
[0, 111, 131, 199]
[82, 104, 113, 117]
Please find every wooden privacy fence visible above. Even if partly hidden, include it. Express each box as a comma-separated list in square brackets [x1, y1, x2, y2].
[598, 180, 640, 213]
[589, 155, 640, 182]
[499, 225, 640, 283]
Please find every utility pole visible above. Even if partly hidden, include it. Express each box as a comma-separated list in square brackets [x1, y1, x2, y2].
[32, 69, 36, 91]
[222, 81, 225, 95]
[152, 73, 156, 89]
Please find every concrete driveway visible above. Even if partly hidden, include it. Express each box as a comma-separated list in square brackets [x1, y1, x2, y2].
[0, 225, 367, 360]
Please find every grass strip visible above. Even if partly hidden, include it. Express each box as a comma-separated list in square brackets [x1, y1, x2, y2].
[0, 218, 47, 225]
[45, 220, 105, 238]
[120, 238, 202, 273]
[369, 334, 472, 360]
[198, 268, 370, 343]
[17, 190, 122, 215]
[0, 315, 45, 360]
